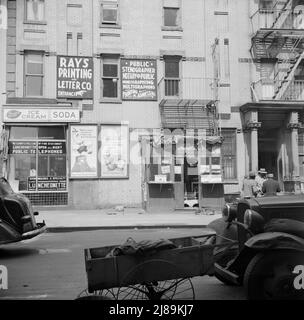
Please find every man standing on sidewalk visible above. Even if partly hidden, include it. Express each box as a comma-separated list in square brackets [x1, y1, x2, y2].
[262, 173, 281, 196]
[242, 172, 258, 198]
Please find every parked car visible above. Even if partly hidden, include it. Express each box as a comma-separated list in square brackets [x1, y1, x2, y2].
[0, 177, 46, 245]
[208, 194, 304, 300]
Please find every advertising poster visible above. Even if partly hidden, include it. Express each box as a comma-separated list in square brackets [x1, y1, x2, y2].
[57, 56, 94, 99]
[70, 125, 98, 178]
[100, 124, 129, 178]
[121, 59, 157, 100]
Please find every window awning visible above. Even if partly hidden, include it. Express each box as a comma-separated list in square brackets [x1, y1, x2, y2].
[160, 99, 217, 131]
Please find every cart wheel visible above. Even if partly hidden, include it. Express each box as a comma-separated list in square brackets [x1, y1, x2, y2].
[76, 288, 115, 300]
[117, 259, 195, 300]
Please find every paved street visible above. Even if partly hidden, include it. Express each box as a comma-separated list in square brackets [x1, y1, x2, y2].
[0, 228, 245, 300]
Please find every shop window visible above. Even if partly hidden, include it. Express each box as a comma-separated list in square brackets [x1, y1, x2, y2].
[24, 52, 44, 97]
[38, 126, 65, 140]
[10, 155, 37, 191]
[25, 0, 45, 22]
[221, 129, 237, 180]
[10, 127, 37, 140]
[8, 126, 67, 193]
[164, 57, 180, 97]
[101, 0, 119, 25]
[10, 126, 65, 140]
[101, 56, 120, 100]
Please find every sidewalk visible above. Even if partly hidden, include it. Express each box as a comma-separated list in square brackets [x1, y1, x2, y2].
[38, 207, 222, 232]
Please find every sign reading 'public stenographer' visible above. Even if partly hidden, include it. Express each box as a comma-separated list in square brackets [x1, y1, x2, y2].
[57, 56, 94, 99]
[121, 59, 157, 101]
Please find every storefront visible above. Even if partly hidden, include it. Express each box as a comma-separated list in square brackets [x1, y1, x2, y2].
[141, 130, 225, 212]
[2, 106, 80, 206]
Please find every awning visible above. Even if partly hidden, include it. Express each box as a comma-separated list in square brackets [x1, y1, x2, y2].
[160, 99, 217, 130]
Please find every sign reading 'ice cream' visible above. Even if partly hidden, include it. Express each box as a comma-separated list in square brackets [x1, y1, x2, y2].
[3, 108, 80, 123]
[57, 56, 94, 99]
[121, 59, 157, 101]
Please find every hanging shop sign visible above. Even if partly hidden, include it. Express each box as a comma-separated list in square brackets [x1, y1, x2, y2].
[38, 142, 66, 155]
[3, 108, 80, 123]
[57, 56, 94, 99]
[100, 124, 129, 178]
[70, 125, 98, 178]
[28, 177, 67, 192]
[121, 59, 157, 100]
[8, 141, 36, 154]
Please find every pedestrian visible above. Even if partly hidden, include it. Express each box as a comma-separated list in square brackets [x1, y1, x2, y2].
[255, 168, 267, 196]
[242, 171, 258, 198]
[262, 173, 281, 196]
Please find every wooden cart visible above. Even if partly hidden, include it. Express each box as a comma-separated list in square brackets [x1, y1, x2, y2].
[78, 233, 218, 300]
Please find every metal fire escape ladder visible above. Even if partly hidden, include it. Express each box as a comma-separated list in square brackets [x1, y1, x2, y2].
[274, 37, 304, 100]
[271, 0, 293, 29]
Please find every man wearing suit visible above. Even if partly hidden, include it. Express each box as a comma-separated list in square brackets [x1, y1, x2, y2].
[262, 173, 281, 196]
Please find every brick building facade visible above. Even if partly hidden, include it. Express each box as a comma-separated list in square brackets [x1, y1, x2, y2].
[1, 0, 303, 210]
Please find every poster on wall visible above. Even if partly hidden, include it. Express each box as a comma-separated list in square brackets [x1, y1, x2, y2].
[70, 125, 98, 178]
[100, 124, 129, 178]
[121, 59, 157, 100]
[57, 56, 94, 99]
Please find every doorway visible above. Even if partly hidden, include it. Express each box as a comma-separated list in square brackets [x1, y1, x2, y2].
[258, 128, 279, 178]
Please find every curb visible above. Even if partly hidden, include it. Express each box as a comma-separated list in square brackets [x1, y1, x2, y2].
[46, 224, 210, 233]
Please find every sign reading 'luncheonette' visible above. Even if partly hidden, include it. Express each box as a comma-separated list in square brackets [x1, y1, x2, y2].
[121, 59, 157, 100]
[57, 56, 94, 99]
[3, 108, 80, 123]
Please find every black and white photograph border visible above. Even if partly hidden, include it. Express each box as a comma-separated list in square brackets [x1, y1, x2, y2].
[0, 0, 304, 305]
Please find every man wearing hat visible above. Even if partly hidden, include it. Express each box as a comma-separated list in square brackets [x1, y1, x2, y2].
[242, 171, 258, 198]
[255, 168, 267, 196]
[262, 173, 281, 196]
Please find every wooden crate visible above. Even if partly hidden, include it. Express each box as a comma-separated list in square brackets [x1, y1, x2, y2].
[84, 235, 215, 292]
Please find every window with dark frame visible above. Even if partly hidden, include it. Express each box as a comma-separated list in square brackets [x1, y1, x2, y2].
[164, 7, 179, 27]
[164, 57, 180, 97]
[24, 52, 44, 97]
[221, 129, 237, 180]
[101, 0, 118, 24]
[25, 0, 45, 22]
[101, 57, 119, 99]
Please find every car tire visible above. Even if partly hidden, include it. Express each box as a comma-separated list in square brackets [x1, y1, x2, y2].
[244, 250, 304, 300]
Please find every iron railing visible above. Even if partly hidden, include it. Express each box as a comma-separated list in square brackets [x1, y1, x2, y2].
[251, 9, 304, 34]
[158, 77, 217, 101]
[251, 79, 304, 101]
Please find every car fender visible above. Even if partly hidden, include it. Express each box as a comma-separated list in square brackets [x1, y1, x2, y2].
[0, 220, 21, 245]
[245, 232, 304, 252]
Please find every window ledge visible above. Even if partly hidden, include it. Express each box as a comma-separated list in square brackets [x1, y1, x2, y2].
[223, 180, 239, 184]
[99, 23, 122, 29]
[161, 26, 183, 32]
[24, 20, 47, 25]
[99, 99, 122, 104]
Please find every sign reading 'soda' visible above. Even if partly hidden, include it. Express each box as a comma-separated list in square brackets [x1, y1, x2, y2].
[57, 56, 94, 99]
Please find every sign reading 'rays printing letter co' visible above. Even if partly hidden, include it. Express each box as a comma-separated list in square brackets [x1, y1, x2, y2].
[121, 59, 157, 100]
[57, 56, 94, 99]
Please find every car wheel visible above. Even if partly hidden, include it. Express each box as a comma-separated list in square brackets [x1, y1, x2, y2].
[244, 250, 304, 300]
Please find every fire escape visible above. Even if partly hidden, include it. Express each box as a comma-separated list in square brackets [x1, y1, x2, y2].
[158, 43, 219, 136]
[250, 0, 304, 101]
